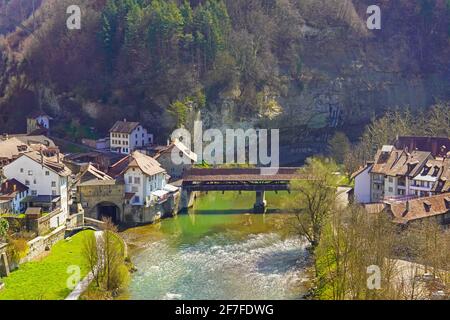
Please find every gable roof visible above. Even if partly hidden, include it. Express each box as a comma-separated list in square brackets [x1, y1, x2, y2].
[109, 121, 140, 133]
[28, 110, 52, 119]
[388, 193, 450, 224]
[109, 151, 165, 177]
[394, 136, 450, 158]
[19, 151, 72, 177]
[127, 151, 165, 176]
[154, 139, 198, 162]
[351, 162, 373, 179]
[75, 164, 113, 185]
[0, 137, 31, 160]
[371, 147, 431, 177]
[0, 179, 28, 197]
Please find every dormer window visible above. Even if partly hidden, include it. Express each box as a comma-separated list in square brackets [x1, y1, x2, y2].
[423, 201, 432, 212]
[445, 197, 450, 209]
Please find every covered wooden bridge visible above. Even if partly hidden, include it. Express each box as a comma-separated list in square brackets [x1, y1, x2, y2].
[181, 167, 306, 213]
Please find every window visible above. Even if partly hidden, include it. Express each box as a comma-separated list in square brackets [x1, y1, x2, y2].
[134, 177, 141, 184]
[52, 190, 57, 196]
[134, 196, 140, 203]
[51, 181, 56, 187]
[45, 171, 50, 176]
[389, 177, 393, 183]
[33, 179, 36, 184]
[28, 170, 33, 176]
[388, 187, 393, 192]
[25, 180, 30, 186]
[128, 176, 132, 184]
[31, 190, 37, 196]
[20, 168, 24, 173]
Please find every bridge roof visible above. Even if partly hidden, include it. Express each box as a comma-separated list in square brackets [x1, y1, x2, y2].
[183, 167, 305, 182]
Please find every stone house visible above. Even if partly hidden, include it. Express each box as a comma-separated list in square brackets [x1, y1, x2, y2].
[154, 139, 197, 181]
[354, 141, 450, 204]
[0, 179, 29, 213]
[109, 120, 153, 154]
[2, 151, 71, 227]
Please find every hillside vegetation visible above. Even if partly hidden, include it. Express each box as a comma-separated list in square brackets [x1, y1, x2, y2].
[0, 0, 449, 141]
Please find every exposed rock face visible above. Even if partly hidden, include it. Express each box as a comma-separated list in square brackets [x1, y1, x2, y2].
[185, 0, 450, 137]
[0, 0, 449, 141]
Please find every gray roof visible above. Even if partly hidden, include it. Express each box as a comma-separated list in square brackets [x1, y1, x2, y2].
[109, 121, 140, 134]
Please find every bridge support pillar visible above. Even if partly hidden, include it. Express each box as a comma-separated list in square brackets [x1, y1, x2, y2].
[254, 191, 267, 214]
[179, 188, 195, 212]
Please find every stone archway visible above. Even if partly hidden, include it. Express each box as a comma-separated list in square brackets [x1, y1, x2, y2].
[95, 201, 121, 224]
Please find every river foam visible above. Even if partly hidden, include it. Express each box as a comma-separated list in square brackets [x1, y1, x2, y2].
[130, 232, 309, 300]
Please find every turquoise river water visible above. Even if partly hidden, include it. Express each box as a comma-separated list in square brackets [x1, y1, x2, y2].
[122, 191, 309, 300]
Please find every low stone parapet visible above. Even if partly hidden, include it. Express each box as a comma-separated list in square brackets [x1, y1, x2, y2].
[23, 226, 66, 263]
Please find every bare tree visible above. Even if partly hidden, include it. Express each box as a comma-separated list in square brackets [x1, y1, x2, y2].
[82, 230, 99, 287]
[286, 157, 341, 253]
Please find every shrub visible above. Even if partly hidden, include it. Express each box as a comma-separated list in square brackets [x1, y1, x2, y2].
[6, 238, 29, 265]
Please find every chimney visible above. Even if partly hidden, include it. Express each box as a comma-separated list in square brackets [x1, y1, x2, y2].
[13, 184, 16, 192]
[40, 148, 44, 168]
[57, 148, 60, 163]
[123, 118, 127, 122]
[406, 200, 410, 213]
[2, 133, 8, 140]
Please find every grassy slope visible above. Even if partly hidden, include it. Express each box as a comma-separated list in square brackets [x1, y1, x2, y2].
[0, 230, 93, 300]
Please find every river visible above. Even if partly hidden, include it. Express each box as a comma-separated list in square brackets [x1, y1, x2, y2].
[121, 191, 310, 300]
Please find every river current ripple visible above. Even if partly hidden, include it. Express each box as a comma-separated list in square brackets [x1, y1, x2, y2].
[129, 232, 309, 300]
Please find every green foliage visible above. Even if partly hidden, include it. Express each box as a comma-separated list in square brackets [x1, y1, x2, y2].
[0, 231, 93, 300]
[0, 218, 9, 240]
[286, 157, 341, 250]
[328, 132, 351, 165]
[6, 238, 29, 265]
[168, 91, 206, 127]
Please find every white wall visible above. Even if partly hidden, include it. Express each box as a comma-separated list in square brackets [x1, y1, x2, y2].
[3, 156, 69, 222]
[36, 116, 50, 129]
[354, 165, 372, 204]
[124, 167, 166, 206]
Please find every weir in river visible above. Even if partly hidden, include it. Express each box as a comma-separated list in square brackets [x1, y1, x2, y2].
[122, 191, 310, 300]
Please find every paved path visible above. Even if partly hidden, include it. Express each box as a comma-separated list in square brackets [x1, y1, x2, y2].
[65, 231, 103, 300]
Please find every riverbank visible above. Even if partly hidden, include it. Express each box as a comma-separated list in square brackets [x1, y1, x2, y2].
[121, 191, 312, 300]
[0, 230, 93, 300]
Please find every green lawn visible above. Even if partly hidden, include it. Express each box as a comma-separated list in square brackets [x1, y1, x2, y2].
[0, 230, 93, 300]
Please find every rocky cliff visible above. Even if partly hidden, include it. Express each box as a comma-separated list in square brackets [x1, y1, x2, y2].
[0, 0, 449, 144]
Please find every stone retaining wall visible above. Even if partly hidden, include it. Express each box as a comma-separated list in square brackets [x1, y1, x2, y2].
[22, 226, 66, 263]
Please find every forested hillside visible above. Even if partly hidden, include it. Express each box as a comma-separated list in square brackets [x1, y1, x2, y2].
[0, 0, 449, 142]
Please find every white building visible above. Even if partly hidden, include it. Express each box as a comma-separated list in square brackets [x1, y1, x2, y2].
[0, 179, 29, 213]
[154, 139, 198, 181]
[3, 151, 72, 226]
[118, 151, 169, 206]
[109, 120, 153, 154]
[352, 163, 373, 204]
[27, 112, 52, 134]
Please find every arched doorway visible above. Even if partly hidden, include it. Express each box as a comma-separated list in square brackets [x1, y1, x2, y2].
[96, 202, 121, 224]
